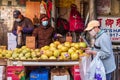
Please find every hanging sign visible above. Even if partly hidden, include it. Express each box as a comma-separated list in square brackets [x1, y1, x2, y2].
[98, 17, 120, 42]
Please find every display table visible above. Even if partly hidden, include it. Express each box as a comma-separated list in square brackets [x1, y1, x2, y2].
[11, 60, 80, 66]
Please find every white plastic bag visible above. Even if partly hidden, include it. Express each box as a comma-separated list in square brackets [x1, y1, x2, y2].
[79, 55, 91, 80]
[86, 53, 106, 80]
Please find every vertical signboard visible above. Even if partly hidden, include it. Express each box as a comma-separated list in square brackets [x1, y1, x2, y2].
[98, 17, 120, 42]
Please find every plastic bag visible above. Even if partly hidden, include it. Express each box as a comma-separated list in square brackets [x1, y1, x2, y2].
[86, 53, 106, 80]
[79, 55, 91, 80]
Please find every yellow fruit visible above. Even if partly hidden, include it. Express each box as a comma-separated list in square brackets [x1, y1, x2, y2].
[53, 50, 60, 58]
[61, 46, 68, 52]
[71, 53, 79, 60]
[40, 54, 48, 59]
[49, 56, 56, 59]
[61, 52, 70, 60]
[54, 41, 61, 46]
[79, 42, 87, 48]
[68, 48, 75, 55]
[57, 44, 63, 49]
[74, 43, 80, 49]
[75, 49, 83, 54]
[50, 43, 56, 48]
[45, 50, 53, 57]
[64, 42, 71, 48]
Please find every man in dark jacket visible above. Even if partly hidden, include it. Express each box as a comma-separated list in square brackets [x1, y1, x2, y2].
[32, 14, 62, 48]
[12, 10, 34, 48]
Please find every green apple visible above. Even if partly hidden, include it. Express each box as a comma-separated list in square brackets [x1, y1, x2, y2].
[71, 53, 79, 60]
[53, 50, 60, 58]
[40, 54, 48, 59]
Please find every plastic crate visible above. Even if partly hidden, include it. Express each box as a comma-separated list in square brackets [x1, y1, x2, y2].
[30, 68, 49, 80]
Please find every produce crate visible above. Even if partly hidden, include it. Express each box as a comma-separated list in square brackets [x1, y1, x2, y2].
[30, 68, 49, 80]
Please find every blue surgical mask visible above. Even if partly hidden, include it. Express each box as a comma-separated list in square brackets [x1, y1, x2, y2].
[42, 21, 48, 27]
[15, 18, 21, 22]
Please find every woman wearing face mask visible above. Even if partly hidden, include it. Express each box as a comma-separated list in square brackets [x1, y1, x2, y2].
[12, 10, 34, 48]
[84, 20, 116, 80]
[32, 14, 62, 48]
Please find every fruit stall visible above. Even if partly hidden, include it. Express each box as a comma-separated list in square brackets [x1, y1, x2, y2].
[0, 41, 88, 80]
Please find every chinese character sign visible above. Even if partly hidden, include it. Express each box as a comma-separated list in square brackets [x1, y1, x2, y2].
[98, 17, 120, 42]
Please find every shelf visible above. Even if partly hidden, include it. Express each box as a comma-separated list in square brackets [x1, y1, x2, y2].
[12, 60, 80, 66]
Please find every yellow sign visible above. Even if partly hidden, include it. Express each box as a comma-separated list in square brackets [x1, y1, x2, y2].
[56, 0, 75, 8]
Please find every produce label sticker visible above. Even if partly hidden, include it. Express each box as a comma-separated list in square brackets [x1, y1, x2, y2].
[98, 17, 120, 42]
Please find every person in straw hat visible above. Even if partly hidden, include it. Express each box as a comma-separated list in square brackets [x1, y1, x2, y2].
[85, 20, 116, 80]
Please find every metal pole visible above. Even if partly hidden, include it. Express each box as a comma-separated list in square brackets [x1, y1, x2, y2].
[89, 0, 97, 21]
[51, 0, 56, 28]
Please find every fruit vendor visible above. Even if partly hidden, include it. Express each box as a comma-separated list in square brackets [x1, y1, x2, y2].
[32, 14, 62, 48]
[84, 20, 116, 80]
[12, 10, 34, 48]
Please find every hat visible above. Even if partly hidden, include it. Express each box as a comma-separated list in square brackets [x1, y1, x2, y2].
[85, 20, 100, 31]
[13, 10, 21, 18]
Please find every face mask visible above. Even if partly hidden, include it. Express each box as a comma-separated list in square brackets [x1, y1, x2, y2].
[15, 18, 21, 22]
[42, 21, 48, 27]
[89, 29, 97, 37]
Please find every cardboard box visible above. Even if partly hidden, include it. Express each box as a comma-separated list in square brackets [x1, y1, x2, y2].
[51, 68, 70, 80]
[71, 65, 81, 80]
[6, 66, 25, 80]
[0, 66, 6, 80]
[26, 36, 35, 49]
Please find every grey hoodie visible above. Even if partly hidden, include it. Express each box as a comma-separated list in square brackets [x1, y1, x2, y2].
[94, 30, 116, 74]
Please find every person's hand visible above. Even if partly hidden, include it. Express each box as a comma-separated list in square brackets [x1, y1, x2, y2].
[85, 48, 96, 55]
[17, 26, 22, 34]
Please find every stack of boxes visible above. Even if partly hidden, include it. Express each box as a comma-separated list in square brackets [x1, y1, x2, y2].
[71, 65, 81, 80]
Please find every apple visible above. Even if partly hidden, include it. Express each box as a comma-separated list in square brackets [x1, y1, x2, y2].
[74, 43, 80, 49]
[49, 47, 57, 51]
[79, 42, 87, 48]
[5, 53, 12, 58]
[61, 52, 70, 60]
[68, 48, 75, 55]
[57, 44, 63, 49]
[54, 41, 61, 46]
[40, 54, 48, 59]
[20, 56, 26, 60]
[75, 49, 83, 54]
[71, 53, 79, 60]
[64, 42, 71, 48]
[50, 43, 57, 48]
[43, 46, 50, 50]
[49, 56, 56, 59]
[61, 46, 68, 52]
[71, 43, 75, 47]
[53, 50, 60, 58]
[25, 52, 31, 58]
[45, 50, 53, 57]
[19, 53, 24, 58]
